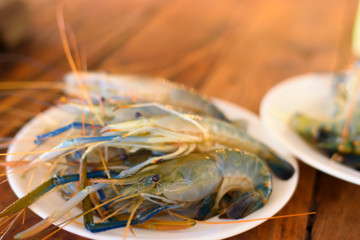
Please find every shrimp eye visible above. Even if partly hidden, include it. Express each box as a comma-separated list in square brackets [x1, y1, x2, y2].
[315, 128, 330, 141]
[120, 153, 128, 161]
[152, 174, 160, 182]
[135, 112, 142, 118]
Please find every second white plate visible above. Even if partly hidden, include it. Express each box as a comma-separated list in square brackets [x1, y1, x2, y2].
[260, 73, 360, 185]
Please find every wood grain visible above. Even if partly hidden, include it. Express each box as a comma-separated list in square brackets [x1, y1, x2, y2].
[0, 0, 359, 239]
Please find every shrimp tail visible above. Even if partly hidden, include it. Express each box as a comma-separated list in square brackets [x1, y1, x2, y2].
[262, 150, 295, 180]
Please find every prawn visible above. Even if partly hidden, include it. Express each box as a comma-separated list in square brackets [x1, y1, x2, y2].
[0, 148, 272, 239]
[64, 71, 229, 121]
[290, 65, 360, 169]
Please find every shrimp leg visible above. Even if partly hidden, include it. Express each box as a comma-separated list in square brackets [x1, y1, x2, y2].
[83, 204, 180, 233]
[0, 171, 114, 222]
[35, 122, 102, 144]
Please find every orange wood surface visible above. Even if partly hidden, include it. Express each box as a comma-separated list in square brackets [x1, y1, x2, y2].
[0, 0, 359, 239]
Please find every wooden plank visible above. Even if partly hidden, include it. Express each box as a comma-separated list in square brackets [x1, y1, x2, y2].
[201, 0, 358, 113]
[310, 173, 360, 240]
[0, 0, 167, 129]
[100, 0, 259, 87]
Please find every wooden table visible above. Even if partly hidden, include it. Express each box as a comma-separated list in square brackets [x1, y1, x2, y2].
[0, 0, 359, 239]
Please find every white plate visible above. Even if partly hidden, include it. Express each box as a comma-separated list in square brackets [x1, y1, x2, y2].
[260, 73, 360, 185]
[7, 98, 298, 240]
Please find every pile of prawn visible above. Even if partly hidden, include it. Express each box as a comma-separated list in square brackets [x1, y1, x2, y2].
[0, 70, 295, 239]
[290, 65, 360, 170]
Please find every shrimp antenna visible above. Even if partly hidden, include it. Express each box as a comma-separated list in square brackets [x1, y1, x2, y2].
[56, 1, 104, 127]
[169, 211, 316, 225]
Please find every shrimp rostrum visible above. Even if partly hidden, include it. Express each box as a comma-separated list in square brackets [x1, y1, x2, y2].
[1, 149, 272, 238]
